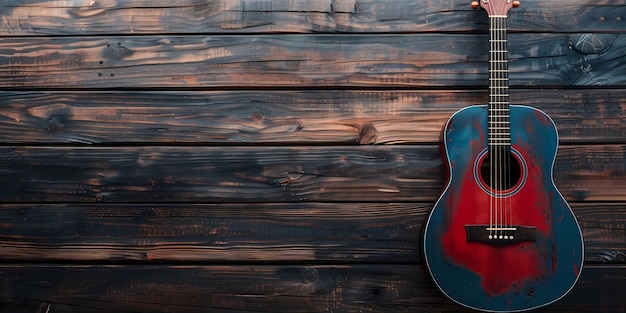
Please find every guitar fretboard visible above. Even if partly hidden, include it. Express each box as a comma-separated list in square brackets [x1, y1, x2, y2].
[488, 16, 511, 148]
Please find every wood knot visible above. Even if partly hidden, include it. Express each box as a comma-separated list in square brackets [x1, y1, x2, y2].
[302, 268, 319, 283]
[358, 124, 377, 144]
[45, 117, 65, 131]
[249, 111, 265, 124]
[109, 43, 133, 60]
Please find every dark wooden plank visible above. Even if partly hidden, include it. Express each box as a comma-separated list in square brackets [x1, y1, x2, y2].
[1, 89, 625, 144]
[0, 203, 623, 263]
[0, 145, 624, 203]
[0, 264, 624, 313]
[0, 0, 624, 35]
[0, 202, 423, 263]
[0, 90, 481, 145]
[1, 33, 625, 88]
[578, 203, 626, 264]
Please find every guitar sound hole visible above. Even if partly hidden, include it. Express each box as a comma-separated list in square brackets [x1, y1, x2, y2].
[479, 148, 522, 191]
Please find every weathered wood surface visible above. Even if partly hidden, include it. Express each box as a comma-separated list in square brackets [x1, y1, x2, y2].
[0, 145, 624, 203]
[0, 264, 624, 313]
[0, 0, 624, 35]
[1, 89, 626, 144]
[0, 203, 624, 264]
[1, 33, 625, 88]
[1, 0, 624, 312]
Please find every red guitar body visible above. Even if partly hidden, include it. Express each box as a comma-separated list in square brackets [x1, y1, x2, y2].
[423, 105, 584, 312]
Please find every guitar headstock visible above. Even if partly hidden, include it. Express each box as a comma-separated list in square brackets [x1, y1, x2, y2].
[471, 0, 520, 17]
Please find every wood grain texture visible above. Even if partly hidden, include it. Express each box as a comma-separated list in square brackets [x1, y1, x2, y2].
[0, 1, 624, 311]
[0, 145, 624, 203]
[1, 89, 625, 144]
[0, 0, 624, 35]
[0, 264, 624, 313]
[1, 33, 625, 88]
[0, 203, 623, 263]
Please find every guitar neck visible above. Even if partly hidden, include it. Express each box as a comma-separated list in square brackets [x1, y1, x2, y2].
[488, 16, 511, 149]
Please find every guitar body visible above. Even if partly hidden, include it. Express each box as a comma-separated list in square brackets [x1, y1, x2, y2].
[423, 104, 584, 312]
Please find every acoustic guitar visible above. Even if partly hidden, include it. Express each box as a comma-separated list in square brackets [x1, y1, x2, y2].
[422, 1, 584, 311]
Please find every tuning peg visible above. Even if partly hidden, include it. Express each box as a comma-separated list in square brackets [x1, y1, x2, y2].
[471, 1, 479, 9]
[512, 0, 520, 8]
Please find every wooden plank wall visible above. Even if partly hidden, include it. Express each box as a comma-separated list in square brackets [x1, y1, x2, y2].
[0, 0, 625, 312]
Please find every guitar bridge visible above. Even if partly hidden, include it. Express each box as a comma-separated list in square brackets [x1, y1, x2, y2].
[465, 225, 536, 245]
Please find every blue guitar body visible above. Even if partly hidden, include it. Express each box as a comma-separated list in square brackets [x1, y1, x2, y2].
[423, 104, 584, 312]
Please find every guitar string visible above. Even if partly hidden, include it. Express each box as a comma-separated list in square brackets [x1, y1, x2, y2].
[500, 16, 508, 240]
[497, 16, 503, 240]
[493, 16, 497, 240]
[500, 16, 512, 240]
[496, 16, 512, 240]
[495, 16, 499, 240]
[489, 18, 498, 239]
[496, 16, 500, 240]
[498, 16, 503, 240]
[489, 15, 493, 240]
[492, 16, 498, 240]
[489, 16, 494, 240]
[495, 17, 506, 240]
[500, 17, 514, 239]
